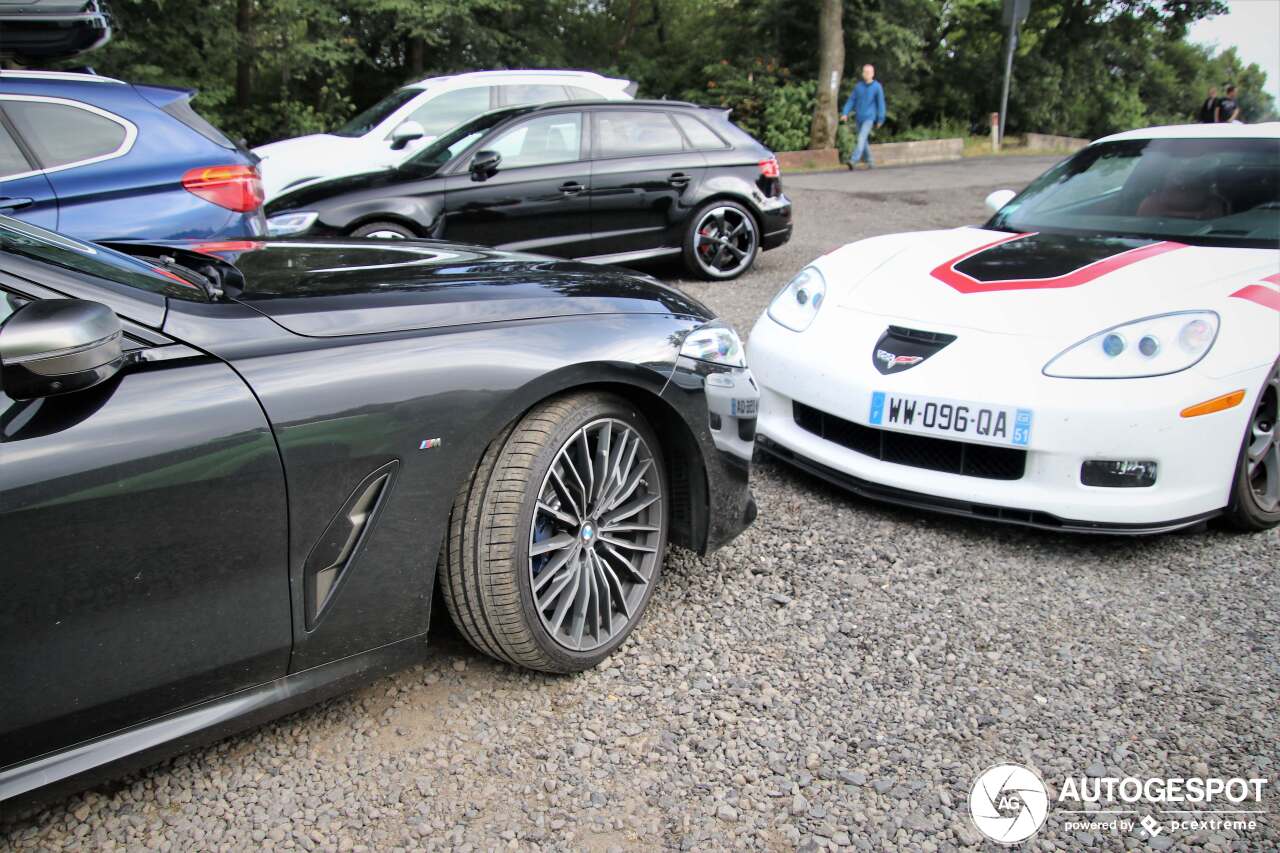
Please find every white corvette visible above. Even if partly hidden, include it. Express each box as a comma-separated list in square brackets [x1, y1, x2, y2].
[748, 123, 1280, 533]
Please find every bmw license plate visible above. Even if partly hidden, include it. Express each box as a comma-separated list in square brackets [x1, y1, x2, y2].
[868, 391, 1032, 447]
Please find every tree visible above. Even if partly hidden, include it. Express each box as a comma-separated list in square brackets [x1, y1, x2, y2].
[808, 0, 844, 149]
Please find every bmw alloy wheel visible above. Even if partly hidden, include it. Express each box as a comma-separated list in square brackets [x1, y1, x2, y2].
[529, 418, 664, 652]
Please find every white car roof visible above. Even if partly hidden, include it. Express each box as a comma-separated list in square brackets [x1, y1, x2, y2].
[403, 69, 629, 92]
[1094, 121, 1280, 144]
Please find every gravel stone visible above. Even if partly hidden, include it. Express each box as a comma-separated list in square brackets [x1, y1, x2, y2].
[3, 158, 1276, 852]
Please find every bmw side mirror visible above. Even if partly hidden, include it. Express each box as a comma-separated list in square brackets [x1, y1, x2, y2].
[389, 120, 426, 150]
[0, 299, 125, 400]
[985, 189, 1016, 213]
[470, 150, 502, 182]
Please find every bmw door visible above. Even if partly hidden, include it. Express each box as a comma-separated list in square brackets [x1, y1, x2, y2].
[585, 108, 707, 261]
[0, 242, 291, 772]
[440, 110, 594, 257]
[0, 108, 57, 230]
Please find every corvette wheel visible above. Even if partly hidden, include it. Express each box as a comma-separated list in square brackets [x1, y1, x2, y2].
[1225, 360, 1280, 531]
[440, 392, 668, 672]
[683, 201, 758, 281]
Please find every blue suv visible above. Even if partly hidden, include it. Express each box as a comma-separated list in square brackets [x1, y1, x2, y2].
[0, 70, 265, 241]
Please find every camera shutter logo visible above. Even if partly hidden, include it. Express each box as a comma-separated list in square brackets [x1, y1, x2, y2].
[969, 763, 1049, 844]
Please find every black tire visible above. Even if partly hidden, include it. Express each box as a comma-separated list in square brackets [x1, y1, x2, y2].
[350, 221, 416, 239]
[439, 392, 669, 673]
[1223, 359, 1280, 532]
[681, 199, 760, 281]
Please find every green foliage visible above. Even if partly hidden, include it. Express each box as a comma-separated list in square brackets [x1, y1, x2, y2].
[763, 80, 818, 152]
[37, 0, 1275, 148]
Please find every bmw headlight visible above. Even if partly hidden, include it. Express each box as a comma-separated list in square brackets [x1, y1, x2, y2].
[680, 322, 746, 368]
[266, 211, 319, 237]
[1044, 311, 1219, 378]
[767, 266, 827, 332]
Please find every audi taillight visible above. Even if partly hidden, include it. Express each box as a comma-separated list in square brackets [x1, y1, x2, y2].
[182, 165, 264, 213]
[759, 157, 781, 179]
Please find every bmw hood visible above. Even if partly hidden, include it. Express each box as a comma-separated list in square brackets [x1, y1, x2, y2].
[179, 239, 711, 337]
[835, 228, 1277, 338]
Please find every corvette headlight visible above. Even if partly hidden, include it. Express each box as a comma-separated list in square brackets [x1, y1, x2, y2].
[681, 322, 746, 368]
[768, 266, 827, 332]
[266, 211, 319, 237]
[1044, 311, 1220, 378]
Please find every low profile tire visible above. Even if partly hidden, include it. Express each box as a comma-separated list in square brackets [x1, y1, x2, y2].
[350, 221, 415, 239]
[1224, 360, 1280, 531]
[682, 200, 759, 281]
[440, 392, 669, 673]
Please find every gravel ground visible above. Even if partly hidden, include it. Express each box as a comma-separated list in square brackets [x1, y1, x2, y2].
[4, 157, 1278, 852]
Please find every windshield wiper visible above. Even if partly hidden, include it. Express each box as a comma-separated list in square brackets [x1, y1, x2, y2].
[154, 254, 224, 301]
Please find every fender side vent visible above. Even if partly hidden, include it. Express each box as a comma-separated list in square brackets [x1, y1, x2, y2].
[304, 460, 399, 630]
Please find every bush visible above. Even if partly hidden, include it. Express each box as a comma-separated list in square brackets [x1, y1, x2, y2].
[761, 79, 816, 152]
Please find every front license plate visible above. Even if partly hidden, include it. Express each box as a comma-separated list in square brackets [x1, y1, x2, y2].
[868, 391, 1032, 447]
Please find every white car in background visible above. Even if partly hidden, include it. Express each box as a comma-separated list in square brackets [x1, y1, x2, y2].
[254, 69, 635, 200]
[748, 123, 1280, 534]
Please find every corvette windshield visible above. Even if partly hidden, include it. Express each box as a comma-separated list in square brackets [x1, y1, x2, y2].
[0, 216, 205, 300]
[988, 138, 1280, 249]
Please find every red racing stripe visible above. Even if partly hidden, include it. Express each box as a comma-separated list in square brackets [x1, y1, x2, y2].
[930, 233, 1187, 293]
[1231, 284, 1280, 312]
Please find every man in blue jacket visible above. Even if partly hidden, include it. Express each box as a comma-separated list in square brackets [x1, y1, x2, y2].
[840, 64, 886, 169]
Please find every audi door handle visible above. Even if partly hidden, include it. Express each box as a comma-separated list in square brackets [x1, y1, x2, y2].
[0, 197, 33, 211]
[668, 173, 690, 188]
[559, 181, 585, 196]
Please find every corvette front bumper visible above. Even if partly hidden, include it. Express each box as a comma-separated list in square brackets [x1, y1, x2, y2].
[747, 308, 1269, 532]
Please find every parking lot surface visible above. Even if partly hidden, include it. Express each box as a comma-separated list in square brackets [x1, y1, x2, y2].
[4, 157, 1277, 851]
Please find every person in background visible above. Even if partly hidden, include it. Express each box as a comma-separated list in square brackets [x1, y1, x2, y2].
[1216, 85, 1241, 123]
[1198, 85, 1219, 123]
[839, 64, 886, 170]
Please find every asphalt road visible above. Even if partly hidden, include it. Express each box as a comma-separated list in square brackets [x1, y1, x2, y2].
[5, 156, 1277, 852]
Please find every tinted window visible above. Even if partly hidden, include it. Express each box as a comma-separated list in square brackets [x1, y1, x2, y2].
[672, 113, 727, 150]
[4, 101, 127, 169]
[484, 112, 583, 169]
[407, 87, 492, 137]
[162, 97, 236, 149]
[501, 84, 570, 106]
[989, 138, 1280, 248]
[0, 216, 205, 301]
[0, 120, 32, 178]
[333, 88, 419, 137]
[567, 86, 601, 100]
[595, 110, 684, 158]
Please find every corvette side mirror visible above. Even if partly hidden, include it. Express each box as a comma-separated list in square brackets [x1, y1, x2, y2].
[0, 299, 125, 400]
[985, 189, 1016, 213]
[470, 150, 502, 182]
[389, 120, 426, 151]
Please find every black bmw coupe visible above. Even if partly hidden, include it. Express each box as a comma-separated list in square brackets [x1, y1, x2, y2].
[264, 101, 793, 281]
[0, 216, 758, 805]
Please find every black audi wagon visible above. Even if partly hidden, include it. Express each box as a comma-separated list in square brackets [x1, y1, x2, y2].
[265, 101, 793, 280]
[0, 215, 759, 806]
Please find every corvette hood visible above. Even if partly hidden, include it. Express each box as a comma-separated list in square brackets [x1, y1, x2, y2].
[837, 228, 1277, 338]
[178, 239, 710, 336]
